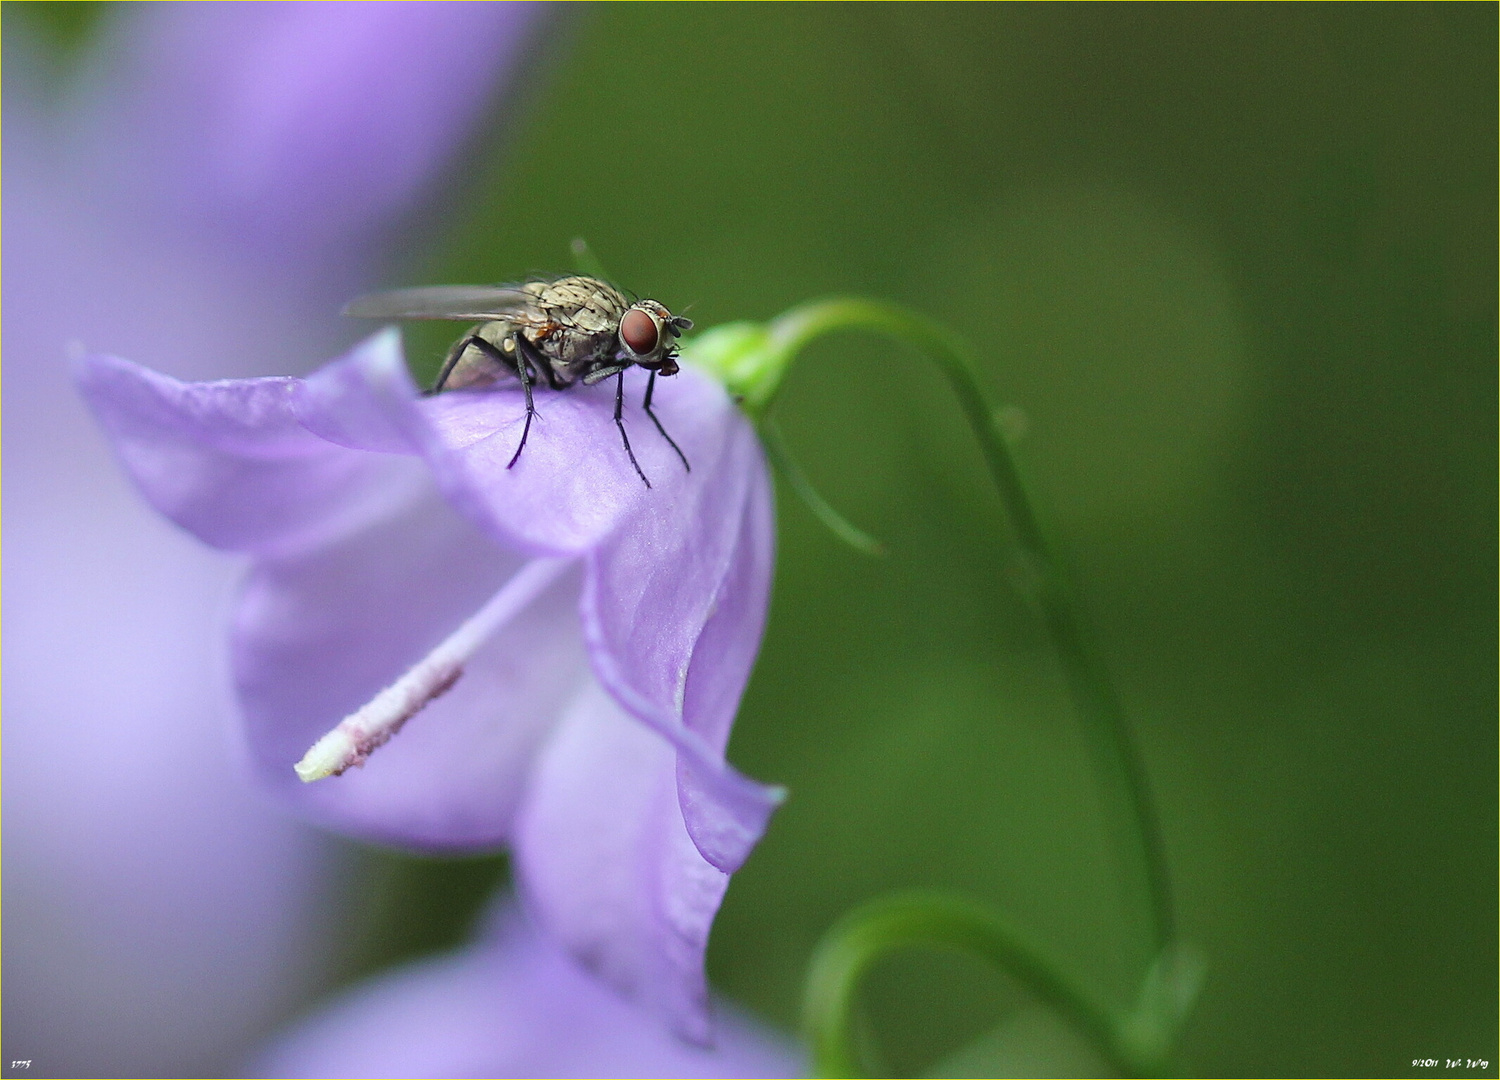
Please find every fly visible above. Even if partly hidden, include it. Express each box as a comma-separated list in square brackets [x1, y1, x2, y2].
[343, 275, 694, 487]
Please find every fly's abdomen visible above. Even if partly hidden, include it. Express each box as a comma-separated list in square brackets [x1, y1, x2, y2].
[438, 320, 516, 391]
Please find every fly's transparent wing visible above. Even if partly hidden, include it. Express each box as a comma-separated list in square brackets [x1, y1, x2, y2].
[342, 285, 532, 321]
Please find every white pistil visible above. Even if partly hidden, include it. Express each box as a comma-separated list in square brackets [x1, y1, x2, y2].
[294, 556, 573, 782]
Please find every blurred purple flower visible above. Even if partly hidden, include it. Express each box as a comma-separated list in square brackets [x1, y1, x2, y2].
[70, 1, 544, 285]
[254, 897, 804, 1079]
[78, 328, 782, 1043]
[4, 3, 543, 1074]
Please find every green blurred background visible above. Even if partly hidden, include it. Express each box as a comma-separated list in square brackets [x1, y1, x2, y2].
[22, 3, 1496, 1076]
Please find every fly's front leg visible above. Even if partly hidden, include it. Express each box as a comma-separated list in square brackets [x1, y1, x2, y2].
[615, 371, 650, 488]
[642, 371, 689, 473]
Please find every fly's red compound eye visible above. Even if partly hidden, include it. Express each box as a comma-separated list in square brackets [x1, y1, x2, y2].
[621, 308, 659, 355]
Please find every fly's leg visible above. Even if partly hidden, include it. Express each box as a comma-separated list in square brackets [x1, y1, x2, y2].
[615, 370, 650, 488]
[642, 370, 690, 473]
[432, 333, 538, 468]
[582, 363, 628, 386]
[430, 333, 493, 395]
[429, 343, 465, 395]
[506, 336, 546, 469]
[431, 333, 514, 394]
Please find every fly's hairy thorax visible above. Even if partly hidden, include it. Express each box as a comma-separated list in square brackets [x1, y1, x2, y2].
[514, 277, 631, 383]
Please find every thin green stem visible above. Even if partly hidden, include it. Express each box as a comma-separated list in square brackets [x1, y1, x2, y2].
[760, 417, 886, 556]
[761, 298, 1176, 953]
[802, 893, 1146, 1078]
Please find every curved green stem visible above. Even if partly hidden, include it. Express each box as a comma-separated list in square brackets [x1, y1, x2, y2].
[691, 298, 1175, 951]
[760, 417, 886, 556]
[802, 893, 1145, 1078]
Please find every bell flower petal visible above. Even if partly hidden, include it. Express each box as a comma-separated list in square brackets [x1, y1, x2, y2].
[253, 900, 804, 1080]
[581, 399, 780, 873]
[515, 680, 738, 1044]
[75, 339, 423, 559]
[74, 2, 547, 271]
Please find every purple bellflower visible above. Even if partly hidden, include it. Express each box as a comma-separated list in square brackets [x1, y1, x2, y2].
[6, 4, 543, 1073]
[255, 897, 803, 1080]
[79, 327, 782, 1043]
